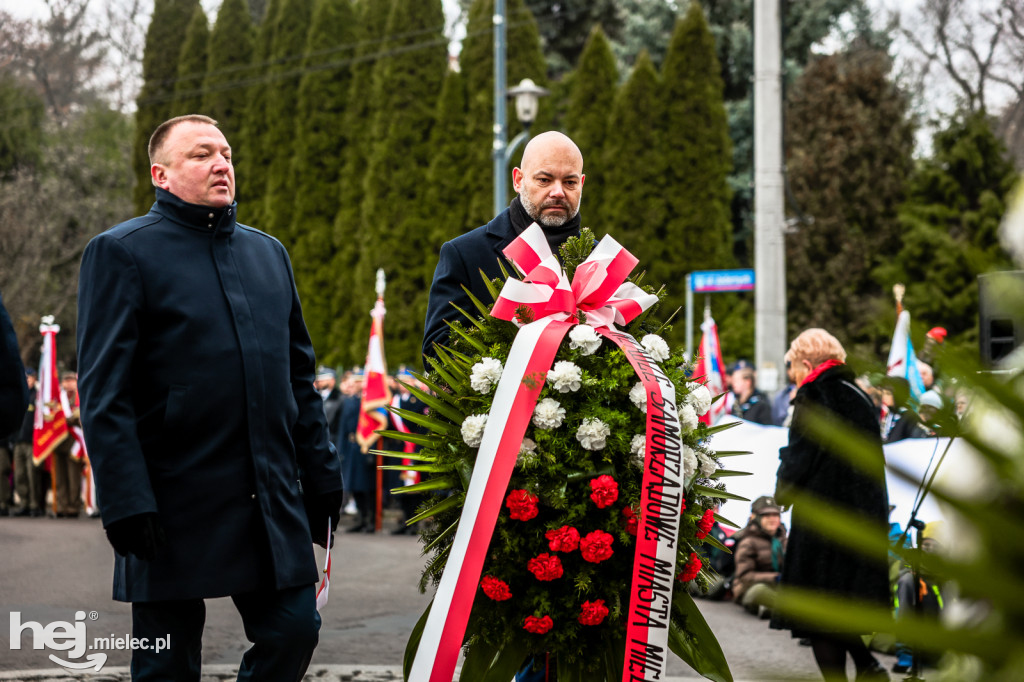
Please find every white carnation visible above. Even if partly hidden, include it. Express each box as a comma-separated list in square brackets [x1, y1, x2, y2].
[630, 433, 646, 467]
[697, 449, 718, 478]
[686, 382, 713, 416]
[547, 361, 583, 393]
[629, 382, 648, 414]
[461, 413, 488, 448]
[532, 398, 566, 430]
[517, 438, 538, 466]
[678, 403, 698, 432]
[641, 334, 671, 362]
[469, 357, 503, 393]
[568, 324, 603, 355]
[682, 445, 698, 480]
[576, 418, 611, 451]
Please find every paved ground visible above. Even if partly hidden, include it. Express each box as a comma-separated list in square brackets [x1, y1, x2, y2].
[1, 514, 903, 681]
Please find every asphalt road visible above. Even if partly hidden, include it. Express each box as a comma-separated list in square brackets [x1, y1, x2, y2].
[0, 515, 901, 680]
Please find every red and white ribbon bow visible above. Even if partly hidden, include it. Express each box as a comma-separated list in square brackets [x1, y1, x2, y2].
[491, 223, 658, 328]
[410, 223, 667, 682]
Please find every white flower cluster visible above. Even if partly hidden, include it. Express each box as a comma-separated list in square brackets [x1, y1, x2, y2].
[576, 418, 611, 451]
[630, 433, 646, 467]
[641, 334, 671, 362]
[697, 449, 718, 478]
[461, 413, 488, 448]
[469, 357, 503, 393]
[518, 438, 538, 466]
[629, 382, 647, 414]
[682, 445, 698, 480]
[568, 324, 603, 355]
[678, 402, 699, 431]
[686, 382, 712, 416]
[547, 361, 583, 393]
[532, 398, 566, 429]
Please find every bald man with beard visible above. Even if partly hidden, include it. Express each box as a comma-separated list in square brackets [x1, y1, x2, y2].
[422, 131, 586, 360]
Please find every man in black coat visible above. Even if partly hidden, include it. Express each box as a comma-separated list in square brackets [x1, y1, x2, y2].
[77, 115, 343, 681]
[422, 131, 585, 359]
[0, 291, 29, 438]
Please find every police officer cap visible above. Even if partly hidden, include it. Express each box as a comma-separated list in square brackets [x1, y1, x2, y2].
[316, 366, 336, 380]
[752, 495, 781, 515]
[729, 359, 755, 374]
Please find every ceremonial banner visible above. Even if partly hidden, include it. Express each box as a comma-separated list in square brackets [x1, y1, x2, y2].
[694, 312, 727, 425]
[33, 319, 67, 465]
[887, 310, 926, 399]
[356, 285, 392, 452]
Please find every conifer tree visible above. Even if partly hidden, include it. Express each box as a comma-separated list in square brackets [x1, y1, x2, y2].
[332, 0, 392, 367]
[171, 6, 209, 116]
[658, 4, 733, 346]
[425, 69, 471, 242]
[202, 0, 254, 140]
[354, 0, 448, 367]
[260, 0, 313, 248]
[237, 0, 282, 229]
[564, 25, 618, 226]
[287, 0, 359, 365]
[461, 0, 548, 228]
[602, 51, 665, 258]
[785, 46, 915, 358]
[875, 111, 1016, 352]
[131, 0, 200, 214]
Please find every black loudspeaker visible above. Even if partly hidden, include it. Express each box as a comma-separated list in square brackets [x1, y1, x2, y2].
[978, 271, 1024, 366]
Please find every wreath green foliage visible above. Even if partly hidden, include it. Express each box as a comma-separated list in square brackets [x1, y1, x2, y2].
[376, 229, 740, 681]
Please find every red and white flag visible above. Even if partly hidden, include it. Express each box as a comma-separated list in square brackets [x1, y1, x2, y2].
[694, 310, 727, 425]
[316, 519, 332, 611]
[356, 274, 392, 452]
[33, 317, 67, 465]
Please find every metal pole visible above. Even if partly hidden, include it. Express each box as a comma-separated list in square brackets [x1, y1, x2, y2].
[685, 274, 693, 362]
[492, 0, 507, 218]
[754, 0, 786, 392]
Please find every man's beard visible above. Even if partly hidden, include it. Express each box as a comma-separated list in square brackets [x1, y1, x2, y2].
[519, 190, 579, 228]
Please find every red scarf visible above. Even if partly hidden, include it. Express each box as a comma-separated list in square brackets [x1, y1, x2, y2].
[801, 359, 844, 386]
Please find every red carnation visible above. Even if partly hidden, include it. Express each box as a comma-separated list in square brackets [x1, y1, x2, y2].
[545, 525, 580, 553]
[578, 599, 609, 626]
[523, 614, 554, 634]
[677, 552, 703, 583]
[527, 553, 564, 581]
[589, 475, 619, 508]
[480, 575, 513, 601]
[622, 507, 639, 536]
[579, 530, 614, 564]
[506, 489, 539, 521]
[696, 508, 715, 540]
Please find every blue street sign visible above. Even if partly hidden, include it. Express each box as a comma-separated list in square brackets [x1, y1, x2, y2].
[690, 269, 756, 293]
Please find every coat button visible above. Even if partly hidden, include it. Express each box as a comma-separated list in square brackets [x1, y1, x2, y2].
[251, 494, 256, 500]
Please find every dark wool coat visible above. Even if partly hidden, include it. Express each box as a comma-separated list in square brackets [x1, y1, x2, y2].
[77, 188, 342, 602]
[337, 394, 373, 493]
[422, 207, 519, 360]
[0, 291, 29, 438]
[771, 363, 890, 636]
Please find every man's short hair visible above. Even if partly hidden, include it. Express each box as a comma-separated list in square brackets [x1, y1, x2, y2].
[148, 114, 219, 165]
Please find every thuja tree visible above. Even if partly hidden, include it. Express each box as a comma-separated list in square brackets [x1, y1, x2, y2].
[461, 0, 548, 229]
[237, 0, 282, 224]
[785, 45, 916, 360]
[202, 0, 254, 141]
[354, 0, 448, 367]
[132, 0, 200, 214]
[331, 0, 391, 367]
[286, 0, 359, 365]
[564, 25, 619, 227]
[658, 4, 733, 347]
[875, 111, 1018, 353]
[424, 69, 472, 249]
[171, 5, 209, 117]
[260, 0, 313, 247]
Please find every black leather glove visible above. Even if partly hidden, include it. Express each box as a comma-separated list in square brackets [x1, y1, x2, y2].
[306, 490, 344, 548]
[105, 512, 166, 560]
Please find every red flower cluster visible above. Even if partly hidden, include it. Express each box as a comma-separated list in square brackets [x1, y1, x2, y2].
[589, 475, 619, 508]
[578, 599, 609, 626]
[545, 525, 580, 553]
[523, 614, 554, 634]
[579, 530, 614, 563]
[506, 489, 539, 521]
[480, 575, 513, 601]
[677, 552, 703, 582]
[695, 508, 715, 540]
[527, 553, 564, 581]
[622, 507, 639, 536]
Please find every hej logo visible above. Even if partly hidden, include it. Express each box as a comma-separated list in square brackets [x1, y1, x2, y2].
[9, 610, 107, 671]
